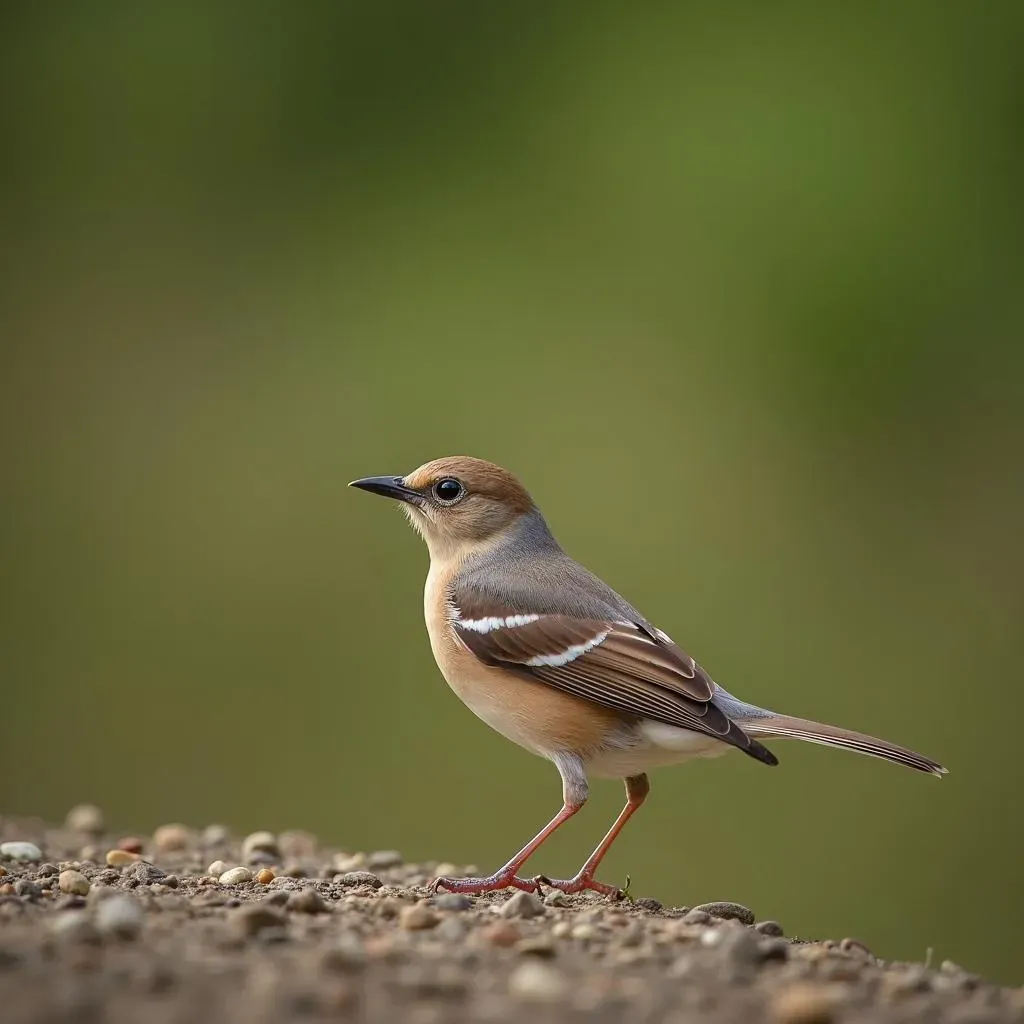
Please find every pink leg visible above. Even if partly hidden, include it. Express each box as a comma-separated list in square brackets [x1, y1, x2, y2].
[538, 773, 649, 898]
[431, 798, 584, 895]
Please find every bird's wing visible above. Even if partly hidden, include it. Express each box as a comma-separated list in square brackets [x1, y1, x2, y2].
[450, 580, 775, 763]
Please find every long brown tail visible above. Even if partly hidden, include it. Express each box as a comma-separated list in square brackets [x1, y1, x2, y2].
[742, 714, 947, 777]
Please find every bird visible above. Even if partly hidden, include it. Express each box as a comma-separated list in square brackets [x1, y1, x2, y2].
[350, 456, 946, 899]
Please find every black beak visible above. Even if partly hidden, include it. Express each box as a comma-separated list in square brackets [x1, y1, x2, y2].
[348, 475, 424, 505]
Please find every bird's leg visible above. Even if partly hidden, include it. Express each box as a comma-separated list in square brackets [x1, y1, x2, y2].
[535, 773, 649, 899]
[431, 754, 587, 895]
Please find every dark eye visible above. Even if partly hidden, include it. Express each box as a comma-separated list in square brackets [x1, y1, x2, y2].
[432, 478, 464, 504]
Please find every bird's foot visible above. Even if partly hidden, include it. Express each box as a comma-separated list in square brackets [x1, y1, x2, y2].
[532, 872, 625, 900]
[429, 871, 539, 895]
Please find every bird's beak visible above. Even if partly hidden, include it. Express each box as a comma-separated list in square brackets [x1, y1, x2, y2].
[348, 475, 425, 506]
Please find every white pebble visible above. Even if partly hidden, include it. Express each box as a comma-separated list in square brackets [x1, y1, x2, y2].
[207, 860, 230, 877]
[509, 961, 568, 1002]
[219, 866, 253, 886]
[241, 831, 278, 861]
[95, 895, 144, 938]
[0, 841, 42, 861]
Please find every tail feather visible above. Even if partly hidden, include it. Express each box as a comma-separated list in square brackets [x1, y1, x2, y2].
[742, 714, 946, 777]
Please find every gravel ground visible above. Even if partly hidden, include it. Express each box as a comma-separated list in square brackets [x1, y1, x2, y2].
[1, 809, 1019, 1024]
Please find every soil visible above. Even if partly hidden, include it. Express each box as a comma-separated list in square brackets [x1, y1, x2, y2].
[0, 811, 1019, 1024]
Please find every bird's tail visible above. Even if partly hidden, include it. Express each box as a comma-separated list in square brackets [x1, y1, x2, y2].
[741, 713, 947, 777]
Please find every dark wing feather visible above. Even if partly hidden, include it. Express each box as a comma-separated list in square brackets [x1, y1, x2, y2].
[452, 581, 776, 764]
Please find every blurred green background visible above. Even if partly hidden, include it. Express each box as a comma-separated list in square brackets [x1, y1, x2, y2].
[2, 0, 1022, 983]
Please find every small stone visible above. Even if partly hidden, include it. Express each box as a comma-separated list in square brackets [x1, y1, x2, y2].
[117, 837, 145, 854]
[152, 823, 192, 852]
[482, 922, 521, 947]
[162, 874, 179, 889]
[95, 895, 145, 938]
[65, 804, 105, 834]
[0, 867, 5, 877]
[682, 909, 711, 925]
[233, 902, 286, 938]
[0, 883, 13, 895]
[333, 852, 367, 873]
[208, 860, 230, 877]
[509, 961, 568, 1002]
[367, 849, 403, 870]
[15, 880, 42, 899]
[839, 937, 872, 957]
[517, 936, 557, 958]
[691, 901, 755, 926]
[126, 861, 166, 885]
[282, 862, 307, 878]
[51, 911, 100, 944]
[550, 921, 572, 938]
[201, 824, 231, 846]
[219, 867, 253, 886]
[400, 904, 439, 930]
[241, 831, 279, 862]
[58, 870, 90, 896]
[499, 891, 544, 919]
[0, 841, 42, 862]
[771, 983, 836, 1024]
[633, 897, 663, 912]
[319, 933, 366, 972]
[287, 888, 326, 914]
[105, 849, 139, 867]
[37, 862, 59, 876]
[277, 830, 317, 859]
[756, 920, 785, 937]
[570, 923, 597, 940]
[543, 889, 568, 907]
[256, 868, 275, 885]
[336, 871, 382, 889]
[435, 917, 467, 942]
[433, 893, 472, 912]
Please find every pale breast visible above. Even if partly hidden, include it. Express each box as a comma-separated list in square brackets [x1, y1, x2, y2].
[423, 562, 623, 759]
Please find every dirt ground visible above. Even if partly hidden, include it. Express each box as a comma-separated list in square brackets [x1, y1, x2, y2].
[0, 810, 1019, 1024]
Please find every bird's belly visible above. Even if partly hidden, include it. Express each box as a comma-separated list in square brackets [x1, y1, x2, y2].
[584, 720, 733, 778]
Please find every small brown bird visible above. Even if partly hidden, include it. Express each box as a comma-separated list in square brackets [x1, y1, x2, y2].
[351, 456, 945, 898]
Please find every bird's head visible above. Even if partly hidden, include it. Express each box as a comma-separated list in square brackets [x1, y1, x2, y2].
[350, 456, 536, 559]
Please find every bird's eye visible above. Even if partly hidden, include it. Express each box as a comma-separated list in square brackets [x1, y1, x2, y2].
[432, 478, 464, 504]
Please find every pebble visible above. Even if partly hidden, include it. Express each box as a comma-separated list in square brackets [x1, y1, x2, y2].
[482, 922, 521, 947]
[241, 831, 279, 862]
[37, 862, 59, 876]
[201, 824, 231, 846]
[499, 891, 544, 919]
[0, 841, 43, 861]
[543, 889, 568, 907]
[65, 804, 105, 834]
[682, 908, 711, 925]
[117, 836, 145, 854]
[435, 917, 467, 942]
[218, 867, 253, 886]
[153, 824, 192, 852]
[516, 936, 557, 958]
[336, 871, 382, 889]
[508, 961, 568, 1002]
[367, 849, 403, 870]
[58, 869, 91, 896]
[15, 880, 42, 899]
[691, 901, 755, 926]
[256, 868, 275, 885]
[233, 903, 286, 938]
[756, 920, 785, 937]
[95, 895, 145, 938]
[400, 904, 440, 930]
[771, 983, 836, 1024]
[105, 849, 139, 867]
[570, 923, 597, 940]
[0, 866, 5, 877]
[278, 830, 318, 859]
[433, 893, 472, 912]
[333, 853, 367, 873]
[0, 883, 13, 895]
[50, 911, 100, 944]
[287, 888, 327, 914]
[319, 933, 366, 972]
[208, 860, 230, 877]
[127, 861, 166, 885]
